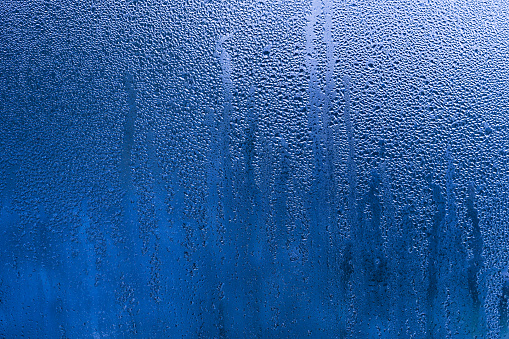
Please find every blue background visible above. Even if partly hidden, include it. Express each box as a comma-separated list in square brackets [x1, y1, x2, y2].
[1, 0, 509, 337]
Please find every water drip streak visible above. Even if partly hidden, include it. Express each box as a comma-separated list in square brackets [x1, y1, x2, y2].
[427, 182, 445, 339]
[77, 200, 99, 337]
[215, 34, 234, 240]
[322, 0, 342, 335]
[304, 0, 327, 300]
[217, 35, 233, 197]
[305, 0, 323, 165]
[323, 0, 336, 243]
[342, 74, 359, 337]
[215, 34, 239, 336]
[205, 107, 227, 337]
[343, 76, 356, 234]
[147, 128, 187, 334]
[240, 84, 263, 335]
[119, 72, 144, 334]
[444, 149, 466, 337]
[466, 182, 483, 330]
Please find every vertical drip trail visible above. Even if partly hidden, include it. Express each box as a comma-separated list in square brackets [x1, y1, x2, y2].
[34, 212, 54, 335]
[256, 122, 276, 335]
[77, 200, 99, 338]
[443, 149, 467, 337]
[445, 149, 460, 249]
[241, 84, 262, 336]
[146, 129, 162, 303]
[382, 159, 420, 337]
[364, 170, 387, 303]
[380, 161, 395, 246]
[343, 75, 356, 232]
[0, 163, 19, 282]
[342, 75, 356, 336]
[426, 147, 471, 338]
[466, 183, 482, 296]
[274, 137, 290, 257]
[122, 73, 137, 191]
[466, 182, 483, 333]
[323, 0, 336, 179]
[216, 33, 244, 335]
[0, 164, 18, 339]
[305, 0, 324, 168]
[216, 33, 233, 131]
[427, 180, 446, 339]
[322, 3, 338, 318]
[304, 0, 326, 298]
[500, 121, 509, 337]
[119, 72, 144, 334]
[216, 34, 233, 229]
[146, 128, 187, 336]
[204, 107, 227, 338]
[396, 206, 421, 337]
[500, 267, 509, 337]
[354, 168, 389, 336]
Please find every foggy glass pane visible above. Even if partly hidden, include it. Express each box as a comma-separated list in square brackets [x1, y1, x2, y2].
[1, 0, 509, 337]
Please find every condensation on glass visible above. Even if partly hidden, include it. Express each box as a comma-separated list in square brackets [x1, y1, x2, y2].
[1, 0, 509, 338]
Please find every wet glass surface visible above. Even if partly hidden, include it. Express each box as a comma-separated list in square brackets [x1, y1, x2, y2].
[1, 1, 509, 337]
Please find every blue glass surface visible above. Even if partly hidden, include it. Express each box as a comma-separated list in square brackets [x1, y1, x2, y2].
[1, 0, 509, 337]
